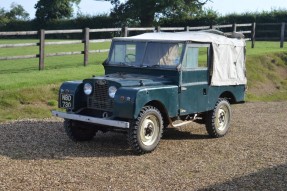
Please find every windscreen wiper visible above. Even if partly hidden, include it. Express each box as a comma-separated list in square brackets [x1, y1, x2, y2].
[144, 64, 160, 68]
[119, 62, 133, 67]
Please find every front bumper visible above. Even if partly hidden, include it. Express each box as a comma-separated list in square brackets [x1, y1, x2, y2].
[52, 111, 130, 129]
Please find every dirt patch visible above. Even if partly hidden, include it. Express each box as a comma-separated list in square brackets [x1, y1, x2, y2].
[0, 102, 286, 190]
[248, 53, 287, 97]
[248, 80, 279, 96]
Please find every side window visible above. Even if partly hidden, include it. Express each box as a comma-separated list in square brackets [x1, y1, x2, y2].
[198, 47, 208, 68]
[182, 45, 209, 69]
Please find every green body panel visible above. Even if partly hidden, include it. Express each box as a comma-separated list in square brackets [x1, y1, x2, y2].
[58, 70, 245, 120]
[113, 87, 138, 119]
[111, 85, 178, 119]
[133, 86, 179, 119]
[180, 69, 209, 114]
[58, 81, 86, 111]
[104, 65, 180, 84]
[179, 69, 245, 114]
[208, 85, 246, 107]
[180, 84, 245, 114]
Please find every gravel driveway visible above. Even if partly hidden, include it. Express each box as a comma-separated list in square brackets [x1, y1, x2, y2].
[0, 102, 286, 190]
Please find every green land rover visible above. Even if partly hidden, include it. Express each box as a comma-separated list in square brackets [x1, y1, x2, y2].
[52, 30, 247, 154]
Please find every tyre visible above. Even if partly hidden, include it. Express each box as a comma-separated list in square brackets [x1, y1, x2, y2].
[127, 106, 163, 154]
[205, 98, 231, 138]
[64, 119, 97, 142]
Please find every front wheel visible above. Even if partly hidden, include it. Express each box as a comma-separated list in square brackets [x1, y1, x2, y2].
[205, 99, 231, 138]
[127, 106, 163, 154]
[64, 119, 97, 142]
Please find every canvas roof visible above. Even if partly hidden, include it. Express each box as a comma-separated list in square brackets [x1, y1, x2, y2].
[113, 31, 247, 86]
[114, 31, 246, 47]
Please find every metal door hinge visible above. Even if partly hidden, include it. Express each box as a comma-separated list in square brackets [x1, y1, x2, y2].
[181, 87, 187, 91]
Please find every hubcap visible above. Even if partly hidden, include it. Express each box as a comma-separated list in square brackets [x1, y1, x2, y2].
[140, 115, 159, 146]
[216, 105, 229, 131]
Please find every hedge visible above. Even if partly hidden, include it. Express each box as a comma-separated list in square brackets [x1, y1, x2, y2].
[1, 9, 287, 39]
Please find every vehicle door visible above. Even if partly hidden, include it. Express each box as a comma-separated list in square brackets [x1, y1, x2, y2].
[179, 43, 211, 115]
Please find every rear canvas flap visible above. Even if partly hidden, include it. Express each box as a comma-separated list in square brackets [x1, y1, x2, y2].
[211, 42, 246, 86]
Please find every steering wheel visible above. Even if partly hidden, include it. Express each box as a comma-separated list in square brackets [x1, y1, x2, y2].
[125, 54, 136, 62]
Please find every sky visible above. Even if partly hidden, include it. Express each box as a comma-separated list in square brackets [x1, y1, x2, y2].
[1, 0, 287, 19]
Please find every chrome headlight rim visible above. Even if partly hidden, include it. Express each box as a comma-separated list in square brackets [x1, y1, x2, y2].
[84, 83, 93, 95]
[108, 86, 117, 98]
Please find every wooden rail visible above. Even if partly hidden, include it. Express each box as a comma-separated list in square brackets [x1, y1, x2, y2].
[0, 31, 38, 36]
[160, 27, 185, 31]
[0, 43, 38, 48]
[0, 55, 38, 61]
[0, 28, 117, 70]
[0, 22, 286, 70]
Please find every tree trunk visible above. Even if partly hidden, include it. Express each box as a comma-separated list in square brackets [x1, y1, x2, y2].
[140, 15, 154, 27]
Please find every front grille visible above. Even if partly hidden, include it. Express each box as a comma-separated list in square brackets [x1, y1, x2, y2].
[87, 81, 114, 111]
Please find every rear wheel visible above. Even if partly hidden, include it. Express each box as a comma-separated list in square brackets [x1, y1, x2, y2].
[127, 106, 163, 154]
[64, 119, 97, 142]
[205, 99, 231, 138]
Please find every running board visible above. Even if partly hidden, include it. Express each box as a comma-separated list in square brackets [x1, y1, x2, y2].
[171, 121, 193, 128]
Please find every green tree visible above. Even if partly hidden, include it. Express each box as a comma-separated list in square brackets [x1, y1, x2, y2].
[0, 8, 9, 26]
[101, 0, 210, 26]
[35, 0, 81, 22]
[0, 3, 29, 27]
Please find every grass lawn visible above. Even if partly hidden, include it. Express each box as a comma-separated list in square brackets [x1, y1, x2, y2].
[0, 39, 109, 121]
[0, 40, 286, 122]
[245, 42, 287, 101]
[0, 39, 110, 73]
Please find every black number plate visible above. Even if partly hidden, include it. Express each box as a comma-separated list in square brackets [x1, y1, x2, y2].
[60, 94, 74, 108]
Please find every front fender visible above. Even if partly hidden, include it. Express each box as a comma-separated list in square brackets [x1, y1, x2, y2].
[113, 87, 138, 119]
[113, 86, 178, 119]
[58, 81, 86, 111]
[135, 86, 178, 119]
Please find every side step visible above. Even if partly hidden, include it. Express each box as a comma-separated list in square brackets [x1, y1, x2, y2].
[171, 120, 193, 128]
[170, 114, 199, 128]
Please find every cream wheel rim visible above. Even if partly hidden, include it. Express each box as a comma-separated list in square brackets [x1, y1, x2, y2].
[216, 105, 229, 131]
[140, 114, 159, 146]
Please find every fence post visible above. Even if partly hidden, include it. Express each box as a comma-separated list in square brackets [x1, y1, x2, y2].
[123, 27, 128, 37]
[186, 26, 190, 31]
[280, 22, 285, 48]
[157, 26, 161, 32]
[251, 22, 256, 48]
[84, 28, 90, 66]
[232, 23, 237, 32]
[39, 29, 45, 70]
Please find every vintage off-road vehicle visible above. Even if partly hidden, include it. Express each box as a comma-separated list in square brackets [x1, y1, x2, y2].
[52, 30, 247, 154]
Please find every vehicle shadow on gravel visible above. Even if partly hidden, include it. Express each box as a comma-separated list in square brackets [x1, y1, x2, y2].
[163, 128, 210, 140]
[0, 121, 210, 160]
[0, 121, 131, 159]
[198, 163, 287, 190]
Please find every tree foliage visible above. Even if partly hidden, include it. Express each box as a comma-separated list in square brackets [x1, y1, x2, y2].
[0, 3, 29, 27]
[35, 0, 81, 22]
[102, 0, 210, 26]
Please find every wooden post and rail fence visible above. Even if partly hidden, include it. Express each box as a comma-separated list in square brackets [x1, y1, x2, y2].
[0, 22, 286, 70]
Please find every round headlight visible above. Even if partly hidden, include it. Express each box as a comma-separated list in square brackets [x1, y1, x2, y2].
[108, 86, 117, 98]
[84, 83, 93, 95]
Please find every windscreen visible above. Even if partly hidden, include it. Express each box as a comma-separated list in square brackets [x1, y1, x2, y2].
[109, 41, 183, 68]
[142, 42, 183, 68]
[109, 41, 145, 66]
